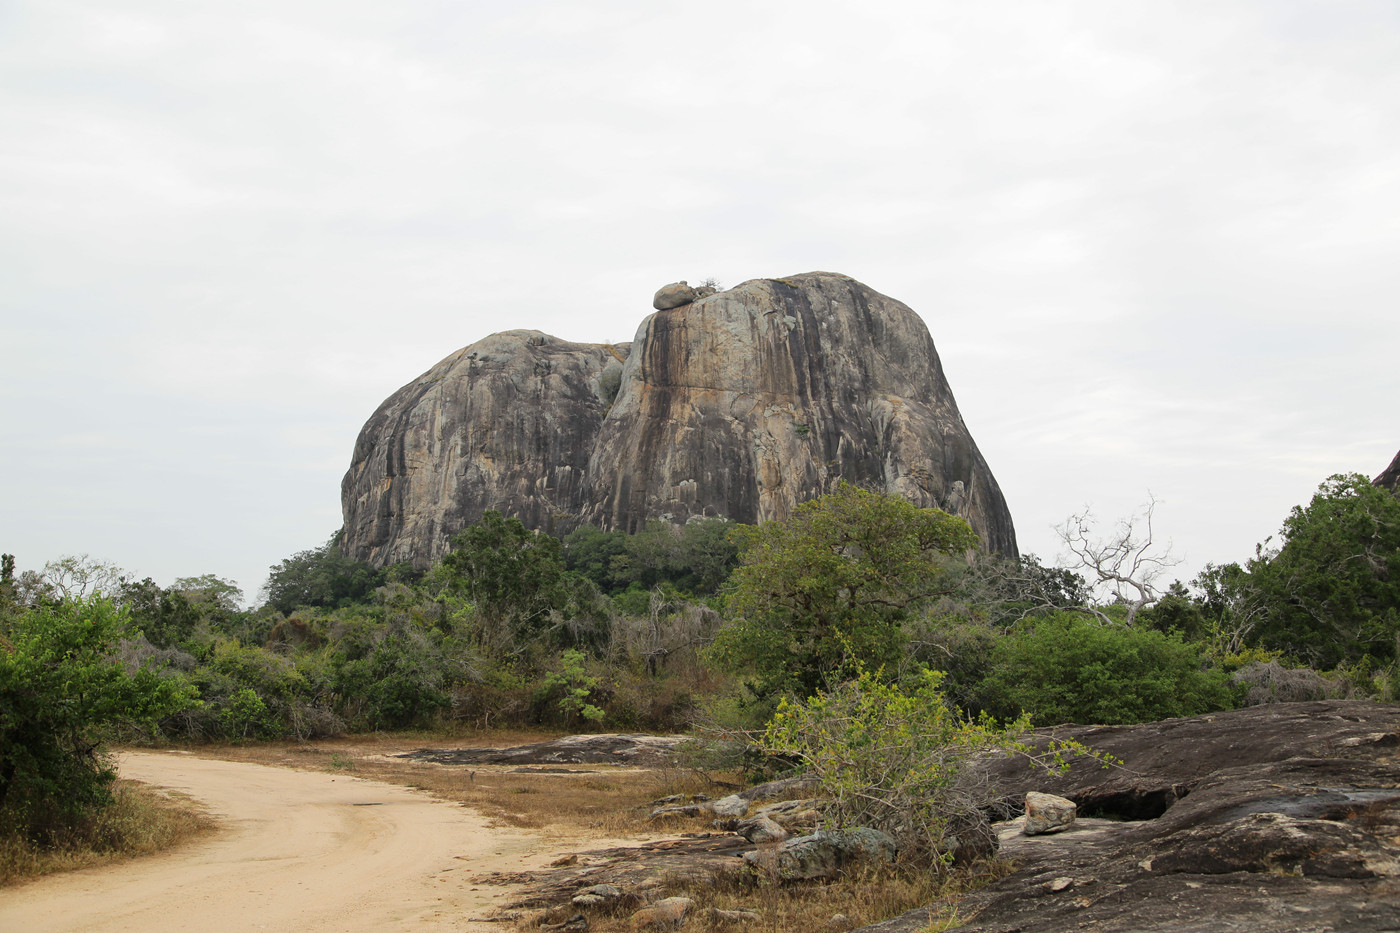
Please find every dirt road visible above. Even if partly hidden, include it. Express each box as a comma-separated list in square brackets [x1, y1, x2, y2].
[0, 750, 556, 932]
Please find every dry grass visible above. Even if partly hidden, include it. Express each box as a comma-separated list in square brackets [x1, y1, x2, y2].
[188, 730, 724, 838]
[522, 861, 1003, 933]
[0, 780, 217, 887]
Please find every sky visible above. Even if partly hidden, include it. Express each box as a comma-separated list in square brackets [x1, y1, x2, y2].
[2, 0, 1397, 606]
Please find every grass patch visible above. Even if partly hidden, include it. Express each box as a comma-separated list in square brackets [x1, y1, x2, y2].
[521, 861, 998, 932]
[0, 780, 216, 887]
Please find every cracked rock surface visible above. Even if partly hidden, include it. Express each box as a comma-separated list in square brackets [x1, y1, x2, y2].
[857, 701, 1400, 933]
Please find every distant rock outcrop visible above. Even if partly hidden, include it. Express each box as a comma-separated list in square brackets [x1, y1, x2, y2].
[341, 272, 1017, 567]
[1375, 449, 1400, 494]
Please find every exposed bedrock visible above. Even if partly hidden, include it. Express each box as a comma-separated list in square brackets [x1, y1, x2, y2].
[341, 272, 1017, 567]
[858, 701, 1400, 933]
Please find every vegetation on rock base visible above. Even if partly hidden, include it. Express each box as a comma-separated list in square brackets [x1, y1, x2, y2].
[4, 467, 1400, 906]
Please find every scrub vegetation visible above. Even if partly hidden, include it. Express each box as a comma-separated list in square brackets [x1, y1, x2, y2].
[3, 471, 1399, 907]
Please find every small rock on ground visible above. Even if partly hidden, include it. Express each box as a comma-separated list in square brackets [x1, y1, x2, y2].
[631, 895, 694, 929]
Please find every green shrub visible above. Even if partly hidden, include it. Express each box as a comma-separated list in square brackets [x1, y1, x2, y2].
[537, 649, 605, 726]
[761, 666, 1095, 866]
[974, 614, 1236, 725]
[709, 484, 978, 699]
[0, 599, 198, 839]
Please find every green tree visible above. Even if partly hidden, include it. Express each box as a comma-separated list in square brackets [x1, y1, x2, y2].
[1141, 581, 1209, 641]
[118, 578, 201, 648]
[440, 512, 565, 626]
[330, 628, 450, 730]
[437, 511, 610, 655]
[1, 554, 17, 614]
[538, 648, 606, 726]
[171, 574, 245, 613]
[0, 599, 198, 838]
[623, 519, 740, 596]
[564, 519, 740, 597]
[974, 614, 1236, 725]
[1247, 473, 1400, 666]
[709, 484, 979, 698]
[561, 524, 631, 592]
[261, 532, 385, 614]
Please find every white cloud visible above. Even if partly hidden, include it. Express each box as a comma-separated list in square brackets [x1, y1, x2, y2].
[2, 0, 1397, 598]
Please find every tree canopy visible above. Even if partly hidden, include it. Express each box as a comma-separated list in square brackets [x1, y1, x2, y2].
[1247, 473, 1400, 666]
[260, 532, 385, 614]
[709, 483, 979, 697]
[0, 598, 198, 838]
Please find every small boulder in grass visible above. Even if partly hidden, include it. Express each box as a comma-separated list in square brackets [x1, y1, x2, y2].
[710, 794, 749, 818]
[630, 896, 694, 929]
[1023, 791, 1077, 835]
[736, 814, 788, 844]
[572, 883, 623, 908]
[649, 804, 705, 821]
[743, 828, 897, 882]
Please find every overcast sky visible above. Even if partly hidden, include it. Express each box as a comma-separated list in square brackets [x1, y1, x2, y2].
[2, 1, 1397, 605]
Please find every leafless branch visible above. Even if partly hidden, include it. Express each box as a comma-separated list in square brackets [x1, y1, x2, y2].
[1054, 495, 1179, 625]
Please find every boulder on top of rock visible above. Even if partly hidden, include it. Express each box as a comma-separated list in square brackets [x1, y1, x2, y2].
[571, 883, 623, 908]
[1023, 791, 1076, 835]
[652, 281, 698, 310]
[648, 804, 705, 821]
[401, 733, 684, 768]
[736, 774, 819, 803]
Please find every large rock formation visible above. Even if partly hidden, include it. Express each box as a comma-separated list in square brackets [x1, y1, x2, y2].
[341, 272, 1016, 567]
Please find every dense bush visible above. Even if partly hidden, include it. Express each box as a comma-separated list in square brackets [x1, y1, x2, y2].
[0, 599, 197, 840]
[562, 519, 739, 597]
[761, 666, 1093, 866]
[709, 484, 978, 698]
[974, 614, 1236, 725]
[261, 532, 385, 614]
[1246, 474, 1400, 666]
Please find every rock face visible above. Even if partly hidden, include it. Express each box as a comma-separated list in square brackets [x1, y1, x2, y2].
[1376, 448, 1400, 494]
[341, 330, 626, 567]
[342, 272, 1017, 567]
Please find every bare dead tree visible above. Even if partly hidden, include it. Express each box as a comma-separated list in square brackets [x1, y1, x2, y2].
[1054, 495, 1179, 626]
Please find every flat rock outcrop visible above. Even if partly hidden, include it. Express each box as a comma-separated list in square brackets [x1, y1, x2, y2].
[858, 701, 1400, 933]
[342, 272, 1016, 567]
[400, 733, 685, 767]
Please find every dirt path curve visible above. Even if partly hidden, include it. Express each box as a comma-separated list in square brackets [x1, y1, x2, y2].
[0, 750, 555, 933]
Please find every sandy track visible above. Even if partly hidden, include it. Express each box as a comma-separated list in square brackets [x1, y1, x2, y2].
[0, 751, 554, 932]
